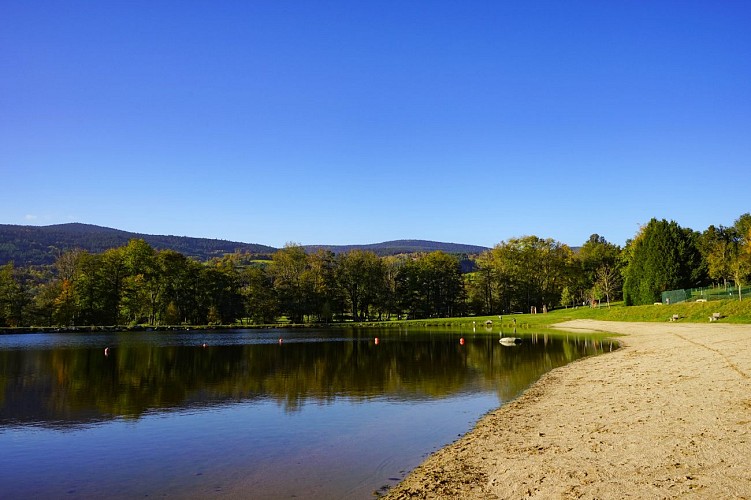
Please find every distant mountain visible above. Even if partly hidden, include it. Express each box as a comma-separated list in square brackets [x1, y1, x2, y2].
[302, 240, 488, 256]
[0, 223, 490, 267]
[0, 223, 276, 266]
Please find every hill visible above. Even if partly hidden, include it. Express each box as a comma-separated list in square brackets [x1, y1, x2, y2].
[0, 223, 276, 266]
[0, 224, 490, 267]
[302, 240, 488, 256]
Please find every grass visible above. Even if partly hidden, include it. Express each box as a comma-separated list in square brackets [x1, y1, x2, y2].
[558, 299, 751, 324]
[353, 298, 751, 331]
[7, 299, 747, 335]
[686, 285, 751, 302]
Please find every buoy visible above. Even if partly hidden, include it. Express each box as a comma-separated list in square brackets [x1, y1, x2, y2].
[202, 343, 207, 348]
[374, 337, 379, 345]
[104, 347, 109, 356]
[279, 338, 283, 344]
[459, 338, 465, 345]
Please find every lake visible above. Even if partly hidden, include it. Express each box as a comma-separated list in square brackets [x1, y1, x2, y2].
[0, 326, 613, 498]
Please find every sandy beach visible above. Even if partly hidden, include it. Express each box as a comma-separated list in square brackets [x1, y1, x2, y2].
[385, 320, 751, 499]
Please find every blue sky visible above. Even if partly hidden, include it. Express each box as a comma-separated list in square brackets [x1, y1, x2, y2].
[2, 1, 749, 248]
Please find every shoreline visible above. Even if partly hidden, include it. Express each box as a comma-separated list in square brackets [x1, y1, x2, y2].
[385, 320, 751, 498]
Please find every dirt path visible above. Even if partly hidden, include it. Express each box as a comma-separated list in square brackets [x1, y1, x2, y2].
[385, 320, 751, 499]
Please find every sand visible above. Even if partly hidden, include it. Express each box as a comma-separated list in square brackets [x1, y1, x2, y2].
[385, 320, 751, 499]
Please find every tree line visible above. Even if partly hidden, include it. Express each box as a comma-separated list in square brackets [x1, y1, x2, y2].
[0, 240, 466, 327]
[1, 213, 749, 327]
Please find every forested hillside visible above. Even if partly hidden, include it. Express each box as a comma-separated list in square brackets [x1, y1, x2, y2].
[0, 223, 277, 265]
[0, 224, 487, 266]
[302, 240, 488, 256]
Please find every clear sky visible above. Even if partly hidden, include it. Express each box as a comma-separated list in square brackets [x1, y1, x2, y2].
[2, 1, 749, 248]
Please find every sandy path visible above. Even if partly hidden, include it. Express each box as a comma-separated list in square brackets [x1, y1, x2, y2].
[385, 320, 751, 499]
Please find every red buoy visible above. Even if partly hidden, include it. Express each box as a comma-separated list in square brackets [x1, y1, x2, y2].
[374, 337, 379, 345]
[459, 338, 465, 345]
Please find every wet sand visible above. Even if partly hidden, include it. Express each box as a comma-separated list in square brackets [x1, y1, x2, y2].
[385, 320, 751, 499]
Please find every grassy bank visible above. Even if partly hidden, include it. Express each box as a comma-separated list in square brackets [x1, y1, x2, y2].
[3, 298, 749, 335]
[356, 298, 751, 330]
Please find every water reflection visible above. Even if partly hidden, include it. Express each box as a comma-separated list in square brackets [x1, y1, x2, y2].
[0, 328, 612, 427]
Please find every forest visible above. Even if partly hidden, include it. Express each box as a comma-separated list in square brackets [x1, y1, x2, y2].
[0, 213, 749, 328]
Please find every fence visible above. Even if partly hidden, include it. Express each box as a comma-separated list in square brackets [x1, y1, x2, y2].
[661, 284, 751, 304]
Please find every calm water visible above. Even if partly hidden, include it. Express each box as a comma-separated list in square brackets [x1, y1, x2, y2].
[0, 327, 613, 498]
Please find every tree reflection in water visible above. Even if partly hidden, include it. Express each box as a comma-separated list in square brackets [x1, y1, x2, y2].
[0, 328, 613, 427]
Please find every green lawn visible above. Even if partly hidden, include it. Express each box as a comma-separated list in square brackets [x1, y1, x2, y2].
[356, 298, 751, 330]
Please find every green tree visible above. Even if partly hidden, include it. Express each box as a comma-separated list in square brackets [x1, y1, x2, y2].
[699, 225, 734, 289]
[32, 279, 61, 326]
[270, 244, 310, 323]
[336, 250, 384, 321]
[305, 249, 339, 322]
[70, 251, 104, 324]
[559, 285, 575, 308]
[1, 264, 34, 327]
[157, 250, 198, 324]
[98, 246, 128, 324]
[594, 264, 621, 307]
[0, 263, 20, 326]
[576, 234, 623, 306]
[50, 249, 87, 324]
[622, 219, 704, 305]
[421, 251, 465, 318]
[468, 251, 502, 315]
[728, 213, 751, 300]
[120, 239, 158, 324]
[396, 252, 465, 319]
[239, 265, 278, 324]
[53, 279, 77, 325]
[481, 236, 571, 313]
[200, 260, 244, 324]
[378, 255, 404, 320]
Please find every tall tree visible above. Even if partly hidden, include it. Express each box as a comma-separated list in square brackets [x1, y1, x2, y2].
[396, 252, 465, 319]
[72, 251, 107, 324]
[120, 239, 158, 324]
[0, 264, 36, 327]
[593, 264, 622, 307]
[481, 236, 571, 313]
[379, 255, 405, 320]
[306, 249, 339, 322]
[699, 225, 734, 289]
[420, 251, 465, 318]
[49, 249, 87, 325]
[269, 244, 310, 323]
[200, 260, 243, 324]
[98, 247, 127, 324]
[468, 251, 502, 315]
[336, 250, 384, 321]
[157, 250, 197, 324]
[0, 263, 21, 326]
[240, 265, 278, 324]
[729, 213, 751, 300]
[622, 219, 704, 305]
[576, 234, 623, 306]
